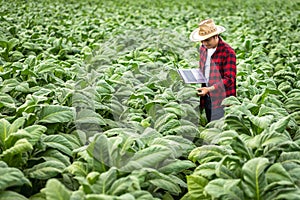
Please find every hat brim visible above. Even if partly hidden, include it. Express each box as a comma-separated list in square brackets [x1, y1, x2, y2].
[190, 25, 226, 42]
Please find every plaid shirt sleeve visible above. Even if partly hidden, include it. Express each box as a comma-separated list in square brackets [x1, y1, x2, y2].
[212, 43, 236, 95]
[199, 38, 236, 109]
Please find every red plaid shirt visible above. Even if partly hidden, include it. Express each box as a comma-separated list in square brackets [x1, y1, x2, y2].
[199, 37, 236, 109]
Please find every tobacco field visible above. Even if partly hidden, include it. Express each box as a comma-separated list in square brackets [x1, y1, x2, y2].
[0, 0, 299, 199]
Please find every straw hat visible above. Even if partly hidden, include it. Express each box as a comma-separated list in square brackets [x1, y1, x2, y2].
[190, 19, 226, 42]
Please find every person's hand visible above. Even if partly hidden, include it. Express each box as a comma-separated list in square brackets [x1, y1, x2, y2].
[196, 86, 215, 96]
[196, 87, 209, 96]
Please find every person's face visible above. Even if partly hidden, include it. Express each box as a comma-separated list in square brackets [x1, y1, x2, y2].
[201, 35, 218, 49]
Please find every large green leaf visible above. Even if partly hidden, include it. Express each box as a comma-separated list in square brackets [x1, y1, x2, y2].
[66, 161, 89, 177]
[224, 114, 252, 136]
[231, 136, 254, 160]
[139, 127, 162, 146]
[179, 103, 200, 121]
[269, 116, 290, 132]
[214, 130, 254, 160]
[35, 60, 60, 74]
[186, 174, 209, 200]
[59, 133, 82, 149]
[242, 157, 269, 200]
[41, 179, 71, 200]
[158, 159, 196, 174]
[278, 151, 300, 163]
[111, 136, 132, 161]
[157, 119, 181, 134]
[96, 79, 116, 94]
[108, 98, 125, 117]
[0, 161, 31, 190]
[0, 92, 15, 109]
[15, 82, 30, 93]
[176, 86, 198, 102]
[163, 102, 186, 117]
[5, 125, 46, 148]
[120, 145, 171, 172]
[8, 117, 25, 135]
[0, 118, 11, 148]
[150, 137, 186, 158]
[87, 134, 111, 172]
[271, 189, 300, 200]
[200, 128, 222, 143]
[25, 160, 66, 180]
[0, 79, 20, 93]
[205, 178, 244, 200]
[154, 113, 177, 130]
[157, 135, 195, 154]
[27, 192, 46, 200]
[16, 94, 47, 115]
[0, 191, 28, 200]
[149, 178, 181, 195]
[0, 138, 33, 160]
[260, 130, 290, 148]
[38, 105, 75, 123]
[70, 190, 85, 200]
[222, 96, 242, 106]
[248, 115, 274, 133]
[215, 155, 242, 179]
[75, 109, 106, 126]
[91, 167, 117, 194]
[266, 163, 294, 184]
[36, 149, 71, 166]
[193, 162, 218, 179]
[166, 124, 200, 138]
[139, 167, 187, 193]
[42, 135, 73, 156]
[188, 145, 232, 164]
[108, 175, 140, 196]
[24, 125, 47, 143]
[262, 181, 300, 200]
[278, 151, 300, 181]
[72, 90, 95, 110]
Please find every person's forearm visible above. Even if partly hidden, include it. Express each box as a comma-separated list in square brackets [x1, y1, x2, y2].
[207, 85, 215, 92]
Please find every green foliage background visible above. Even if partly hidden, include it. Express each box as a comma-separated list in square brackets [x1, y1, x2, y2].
[0, 0, 299, 199]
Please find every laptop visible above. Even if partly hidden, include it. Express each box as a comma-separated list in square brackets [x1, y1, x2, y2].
[177, 68, 207, 84]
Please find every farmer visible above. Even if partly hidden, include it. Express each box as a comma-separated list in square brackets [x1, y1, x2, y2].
[190, 19, 236, 122]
